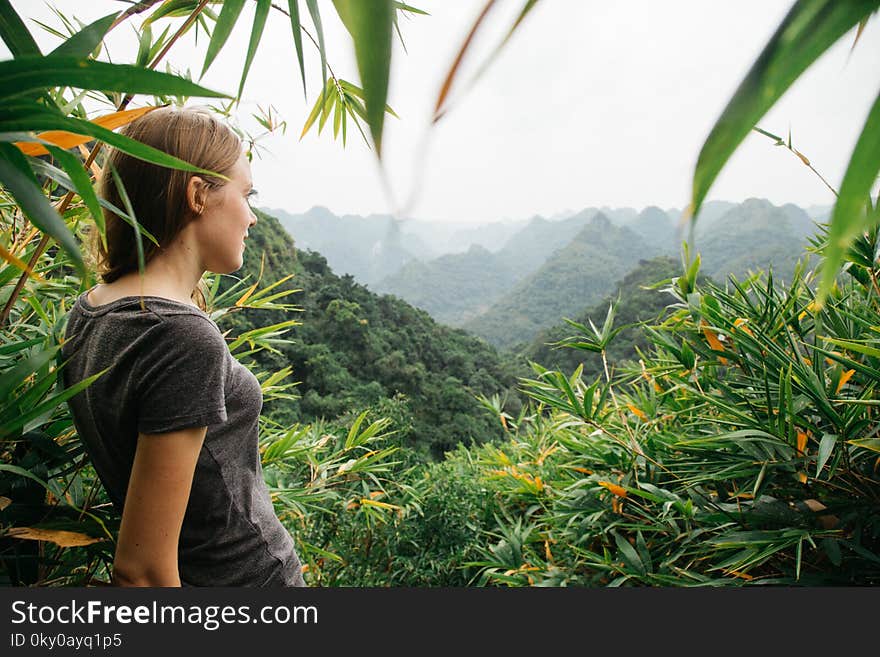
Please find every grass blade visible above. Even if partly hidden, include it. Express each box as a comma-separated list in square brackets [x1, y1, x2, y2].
[818, 88, 880, 304]
[0, 0, 41, 57]
[690, 0, 878, 222]
[0, 143, 83, 275]
[332, 0, 394, 155]
[238, 0, 270, 101]
[288, 0, 306, 99]
[48, 12, 118, 58]
[201, 0, 245, 79]
[0, 56, 230, 101]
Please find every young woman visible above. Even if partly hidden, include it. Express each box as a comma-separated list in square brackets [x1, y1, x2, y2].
[61, 106, 305, 587]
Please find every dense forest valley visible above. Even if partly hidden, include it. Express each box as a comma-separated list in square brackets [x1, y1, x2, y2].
[194, 200, 879, 586]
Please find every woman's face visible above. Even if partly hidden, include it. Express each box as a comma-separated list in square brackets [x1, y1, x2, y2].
[189, 153, 258, 274]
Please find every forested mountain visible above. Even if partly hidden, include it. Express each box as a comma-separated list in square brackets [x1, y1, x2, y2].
[522, 256, 686, 378]
[223, 210, 528, 460]
[463, 213, 654, 350]
[270, 199, 823, 353]
[375, 209, 603, 326]
[492, 210, 598, 273]
[266, 205, 425, 286]
[403, 217, 530, 254]
[373, 245, 521, 326]
[691, 198, 817, 282]
[627, 206, 677, 255]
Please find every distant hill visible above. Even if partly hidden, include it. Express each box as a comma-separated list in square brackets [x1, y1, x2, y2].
[462, 213, 656, 351]
[692, 198, 817, 282]
[223, 209, 528, 460]
[522, 256, 685, 379]
[374, 245, 520, 326]
[493, 210, 597, 274]
[626, 206, 677, 255]
[265, 206, 425, 287]
[375, 209, 603, 327]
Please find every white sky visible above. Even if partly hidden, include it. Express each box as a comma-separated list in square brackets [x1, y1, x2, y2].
[8, 1, 880, 224]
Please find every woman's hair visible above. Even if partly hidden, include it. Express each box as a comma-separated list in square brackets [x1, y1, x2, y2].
[89, 105, 242, 308]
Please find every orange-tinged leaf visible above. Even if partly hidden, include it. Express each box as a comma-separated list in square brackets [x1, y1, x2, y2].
[733, 318, 754, 337]
[702, 325, 725, 351]
[796, 471, 808, 484]
[598, 481, 628, 498]
[802, 498, 827, 513]
[360, 498, 399, 511]
[0, 242, 46, 282]
[702, 327, 729, 364]
[0, 496, 10, 511]
[572, 467, 593, 474]
[6, 526, 103, 547]
[724, 569, 754, 581]
[626, 403, 648, 421]
[235, 282, 259, 307]
[836, 369, 855, 394]
[796, 430, 808, 456]
[15, 106, 160, 156]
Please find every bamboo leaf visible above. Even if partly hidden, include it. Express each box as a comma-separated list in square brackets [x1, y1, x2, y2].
[45, 144, 103, 236]
[0, 0, 41, 57]
[613, 531, 646, 576]
[238, 0, 271, 101]
[332, 0, 394, 155]
[0, 242, 45, 283]
[690, 0, 878, 222]
[48, 12, 118, 58]
[0, 143, 84, 275]
[201, 0, 245, 79]
[144, 0, 202, 26]
[108, 160, 145, 279]
[300, 77, 333, 139]
[433, 0, 498, 123]
[819, 88, 880, 305]
[1, 107, 222, 176]
[136, 21, 152, 68]
[0, 464, 52, 494]
[0, 56, 230, 102]
[287, 0, 307, 99]
[14, 105, 159, 157]
[816, 432, 837, 476]
[822, 336, 880, 359]
[5, 526, 104, 548]
[305, 0, 328, 101]
[847, 437, 880, 453]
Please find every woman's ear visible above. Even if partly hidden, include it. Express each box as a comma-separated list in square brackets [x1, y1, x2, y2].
[187, 176, 207, 215]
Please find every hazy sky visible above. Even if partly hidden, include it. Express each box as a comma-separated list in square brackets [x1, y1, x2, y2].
[9, 1, 880, 224]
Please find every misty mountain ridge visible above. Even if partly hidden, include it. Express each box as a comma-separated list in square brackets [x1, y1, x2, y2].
[266, 198, 830, 350]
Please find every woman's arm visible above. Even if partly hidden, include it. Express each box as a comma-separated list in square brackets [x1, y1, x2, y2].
[112, 426, 207, 587]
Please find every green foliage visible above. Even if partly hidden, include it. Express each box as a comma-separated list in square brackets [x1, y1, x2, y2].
[689, 0, 880, 304]
[467, 241, 880, 586]
[525, 256, 684, 380]
[226, 210, 527, 462]
[464, 214, 654, 350]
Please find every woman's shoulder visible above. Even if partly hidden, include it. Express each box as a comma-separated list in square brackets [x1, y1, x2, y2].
[70, 288, 225, 347]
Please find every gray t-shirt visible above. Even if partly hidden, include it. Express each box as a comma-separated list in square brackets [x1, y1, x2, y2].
[61, 289, 305, 587]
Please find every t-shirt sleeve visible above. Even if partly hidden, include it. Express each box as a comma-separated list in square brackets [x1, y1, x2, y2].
[136, 313, 230, 434]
